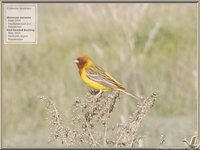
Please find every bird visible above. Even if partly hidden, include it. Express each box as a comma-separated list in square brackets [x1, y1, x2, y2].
[74, 55, 141, 100]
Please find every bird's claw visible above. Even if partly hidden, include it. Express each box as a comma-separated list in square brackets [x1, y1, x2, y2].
[88, 90, 103, 100]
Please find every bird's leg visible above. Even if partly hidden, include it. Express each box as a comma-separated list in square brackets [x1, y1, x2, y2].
[89, 89, 100, 95]
[94, 90, 103, 99]
[88, 90, 103, 99]
[89, 89, 96, 95]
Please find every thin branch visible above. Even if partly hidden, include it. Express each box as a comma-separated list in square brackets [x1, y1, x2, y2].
[102, 117, 108, 146]
[52, 101, 68, 145]
[82, 109, 97, 147]
[130, 136, 136, 147]
[115, 131, 124, 147]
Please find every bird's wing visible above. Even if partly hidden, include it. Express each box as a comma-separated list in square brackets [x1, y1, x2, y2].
[86, 65, 125, 90]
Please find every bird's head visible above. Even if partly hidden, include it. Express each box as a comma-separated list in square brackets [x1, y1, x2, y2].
[74, 55, 93, 69]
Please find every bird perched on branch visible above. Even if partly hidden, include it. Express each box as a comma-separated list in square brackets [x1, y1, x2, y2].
[74, 55, 141, 100]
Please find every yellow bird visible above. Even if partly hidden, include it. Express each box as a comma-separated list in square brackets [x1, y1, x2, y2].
[74, 55, 140, 99]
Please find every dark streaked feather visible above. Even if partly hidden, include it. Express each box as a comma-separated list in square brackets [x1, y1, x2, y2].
[86, 65, 125, 90]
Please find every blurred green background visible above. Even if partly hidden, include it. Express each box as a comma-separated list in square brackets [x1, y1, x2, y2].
[2, 3, 197, 147]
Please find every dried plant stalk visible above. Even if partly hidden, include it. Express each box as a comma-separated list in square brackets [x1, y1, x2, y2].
[115, 92, 158, 147]
[39, 96, 75, 147]
[71, 91, 120, 147]
[39, 91, 158, 147]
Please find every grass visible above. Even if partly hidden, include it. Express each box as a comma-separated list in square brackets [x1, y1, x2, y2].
[2, 3, 197, 147]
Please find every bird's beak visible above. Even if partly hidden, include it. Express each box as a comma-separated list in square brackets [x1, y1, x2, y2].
[74, 59, 79, 64]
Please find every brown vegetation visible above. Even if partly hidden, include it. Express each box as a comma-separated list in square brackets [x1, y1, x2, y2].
[40, 91, 158, 147]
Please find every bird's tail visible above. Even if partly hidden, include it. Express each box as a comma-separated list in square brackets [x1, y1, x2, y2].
[119, 88, 142, 100]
